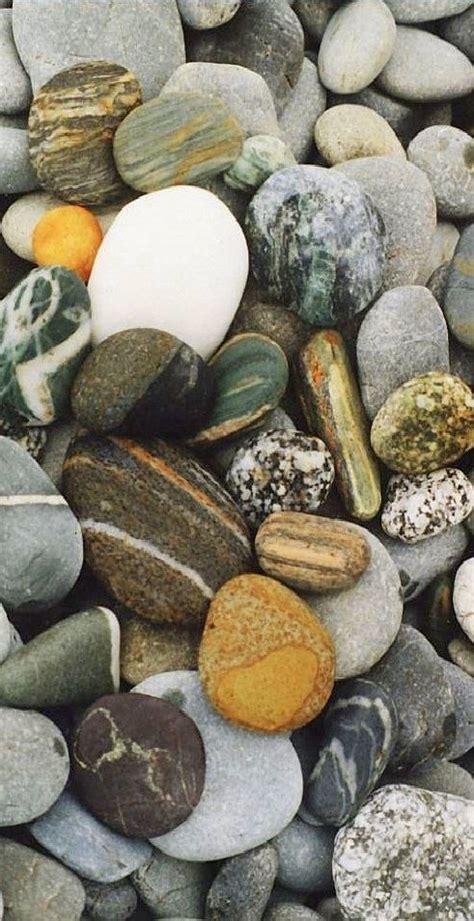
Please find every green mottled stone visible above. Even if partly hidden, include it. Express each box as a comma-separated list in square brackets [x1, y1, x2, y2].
[224, 134, 296, 192]
[113, 92, 244, 193]
[297, 330, 381, 520]
[0, 607, 120, 709]
[188, 332, 289, 447]
[0, 265, 91, 424]
[444, 224, 474, 350]
[0, 405, 47, 460]
[371, 372, 474, 474]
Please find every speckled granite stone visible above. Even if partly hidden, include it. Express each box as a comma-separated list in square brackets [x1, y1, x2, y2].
[381, 468, 473, 543]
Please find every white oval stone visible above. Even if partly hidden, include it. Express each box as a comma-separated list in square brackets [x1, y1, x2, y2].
[318, 0, 396, 94]
[89, 187, 249, 359]
[381, 468, 473, 543]
[454, 557, 474, 643]
[314, 104, 406, 165]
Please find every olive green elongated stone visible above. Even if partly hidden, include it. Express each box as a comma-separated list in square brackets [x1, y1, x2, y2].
[297, 330, 381, 520]
[0, 607, 120, 708]
[371, 372, 474, 474]
[113, 91, 244, 193]
[188, 332, 289, 447]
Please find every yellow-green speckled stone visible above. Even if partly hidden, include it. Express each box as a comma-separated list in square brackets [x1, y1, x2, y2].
[371, 372, 474, 474]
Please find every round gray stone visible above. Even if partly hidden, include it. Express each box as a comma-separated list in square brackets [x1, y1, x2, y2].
[132, 850, 213, 918]
[31, 791, 152, 883]
[0, 707, 69, 825]
[272, 818, 334, 894]
[177, 0, 241, 29]
[408, 125, 474, 219]
[0, 10, 31, 114]
[415, 222, 459, 286]
[440, 4, 474, 60]
[444, 222, 474, 349]
[279, 57, 326, 162]
[0, 126, 38, 193]
[318, 0, 396, 95]
[84, 879, 137, 921]
[333, 157, 436, 290]
[384, 0, 473, 22]
[376, 522, 469, 600]
[441, 658, 474, 759]
[205, 843, 278, 920]
[377, 25, 474, 102]
[0, 839, 85, 920]
[356, 285, 449, 419]
[400, 761, 474, 800]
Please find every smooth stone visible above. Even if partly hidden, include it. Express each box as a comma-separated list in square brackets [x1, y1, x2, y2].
[89, 188, 249, 361]
[0, 405, 46, 460]
[188, 333, 288, 447]
[31, 790, 151, 883]
[73, 693, 206, 838]
[272, 818, 334, 893]
[334, 157, 436, 290]
[256, 512, 371, 594]
[450, 337, 474, 388]
[384, 0, 473, 22]
[440, 4, 474, 59]
[329, 86, 420, 147]
[0, 126, 39, 193]
[303, 678, 398, 826]
[298, 330, 381, 521]
[304, 526, 403, 680]
[357, 286, 450, 420]
[133, 671, 304, 862]
[0, 707, 69, 825]
[314, 104, 405, 164]
[0, 111, 27, 127]
[205, 844, 278, 920]
[0, 604, 12, 664]
[229, 298, 309, 361]
[279, 58, 327, 162]
[0, 10, 31, 114]
[449, 636, 474, 677]
[370, 372, 474, 474]
[0, 264, 91, 424]
[0, 839, 85, 920]
[369, 625, 456, 770]
[314, 899, 344, 921]
[408, 125, 474, 220]
[399, 761, 474, 800]
[63, 433, 251, 626]
[72, 328, 216, 439]
[265, 908, 324, 921]
[444, 223, 474, 349]
[133, 850, 212, 918]
[225, 429, 335, 529]
[382, 468, 473, 543]
[0, 437, 83, 611]
[293, 0, 339, 40]
[415, 222, 460, 286]
[318, 0, 396, 94]
[333, 785, 474, 921]
[377, 521, 469, 601]
[84, 879, 137, 921]
[454, 557, 474, 642]
[441, 659, 474, 759]
[120, 617, 199, 686]
[0, 231, 31, 297]
[224, 135, 296, 193]
[177, 0, 241, 29]
[377, 26, 474, 101]
[114, 92, 244, 194]
[187, 0, 305, 115]
[0, 606, 120, 708]
[12, 0, 185, 101]
[247, 165, 386, 326]
[199, 574, 335, 732]
[207, 407, 296, 478]
[160, 62, 280, 139]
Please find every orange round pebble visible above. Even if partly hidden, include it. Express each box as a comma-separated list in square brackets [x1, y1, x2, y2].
[32, 205, 103, 281]
[199, 573, 336, 733]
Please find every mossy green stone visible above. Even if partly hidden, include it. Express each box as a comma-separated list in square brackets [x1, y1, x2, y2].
[113, 91, 244, 193]
[371, 372, 474, 474]
[224, 134, 296, 193]
[188, 332, 289, 447]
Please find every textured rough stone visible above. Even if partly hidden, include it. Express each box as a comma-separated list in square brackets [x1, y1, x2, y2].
[315, 104, 405, 165]
[0, 405, 46, 460]
[0, 839, 85, 920]
[0, 125, 39, 193]
[408, 125, 474, 220]
[207, 407, 297, 478]
[205, 844, 278, 920]
[132, 850, 213, 918]
[378, 521, 469, 601]
[377, 26, 474, 101]
[279, 58, 326, 162]
[0, 9, 31, 114]
[381, 468, 473, 543]
[318, 0, 396, 94]
[444, 223, 474, 350]
[272, 818, 334, 894]
[120, 617, 199, 686]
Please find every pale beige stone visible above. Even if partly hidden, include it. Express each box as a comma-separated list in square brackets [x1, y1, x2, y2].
[315, 105, 406, 165]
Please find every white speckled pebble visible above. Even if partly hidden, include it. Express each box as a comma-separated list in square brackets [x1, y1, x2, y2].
[453, 557, 474, 642]
[381, 468, 473, 543]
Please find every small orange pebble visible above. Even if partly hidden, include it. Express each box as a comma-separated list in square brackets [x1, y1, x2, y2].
[32, 204, 103, 282]
[198, 573, 336, 733]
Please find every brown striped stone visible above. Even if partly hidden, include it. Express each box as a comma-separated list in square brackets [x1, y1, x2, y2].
[62, 433, 252, 626]
[28, 62, 142, 206]
[255, 512, 371, 593]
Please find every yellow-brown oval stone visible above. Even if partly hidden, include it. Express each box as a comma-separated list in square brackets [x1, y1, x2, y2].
[199, 574, 335, 733]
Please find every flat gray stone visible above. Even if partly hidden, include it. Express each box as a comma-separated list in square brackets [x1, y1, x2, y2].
[12, 0, 185, 100]
[318, 0, 396, 95]
[357, 285, 449, 419]
[0, 126, 38, 193]
[272, 818, 334, 894]
[177, 0, 241, 29]
[441, 658, 474, 759]
[0, 10, 31, 114]
[84, 879, 137, 921]
[31, 791, 152, 883]
[376, 522, 469, 600]
[0, 707, 69, 825]
[334, 157, 436, 290]
[133, 851, 213, 918]
[0, 839, 84, 919]
[205, 844, 278, 920]
[333, 785, 474, 921]
[132, 671, 303, 861]
[400, 761, 474, 800]
[384, 0, 473, 22]
[440, 4, 474, 60]
[279, 58, 326, 162]
[304, 526, 403, 680]
[408, 125, 474, 219]
[377, 26, 474, 102]
[444, 223, 474, 349]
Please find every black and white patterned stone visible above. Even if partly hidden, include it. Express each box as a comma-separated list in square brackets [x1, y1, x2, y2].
[205, 843, 278, 921]
[132, 850, 213, 919]
[245, 165, 386, 327]
[381, 468, 473, 543]
[368, 625, 456, 771]
[0, 405, 46, 460]
[271, 817, 335, 894]
[302, 678, 398, 827]
[333, 784, 474, 921]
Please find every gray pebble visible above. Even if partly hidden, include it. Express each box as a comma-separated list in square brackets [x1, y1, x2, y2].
[272, 818, 335, 894]
[267, 887, 308, 909]
[279, 58, 326, 162]
[293, 0, 339, 41]
[133, 850, 213, 919]
[356, 285, 449, 419]
[415, 222, 459, 286]
[0, 838, 85, 920]
[383, 0, 473, 22]
[444, 223, 474, 349]
[441, 657, 474, 759]
[0, 10, 31, 114]
[450, 337, 474, 388]
[440, 4, 474, 60]
[377, 25, 474, 102]
[84, 879, 137, 921]
[315, 898, 345, 921]
[0, 707, 69, 825]
[376, 522, 469, 600]
[318, 0, 396, 95]
[177, 0, 241, 30]
[400, 760, 474, 800]
[205, 844, 278, 921]
[265, 907, 324, 921]
[31, 791, 152, 883]
[408, 125, 474, 219]
[0, 111, 27, 127]
[0, 126, 38, 193]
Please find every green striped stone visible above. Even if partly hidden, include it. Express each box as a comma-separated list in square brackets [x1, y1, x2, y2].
[224, 134, 296, 193]
[189, 332, 289, 448]
[0, 265, 91, 424]
[113, 91, 244, 193]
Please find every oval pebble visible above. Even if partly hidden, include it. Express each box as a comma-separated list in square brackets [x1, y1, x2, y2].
[317, 0, 396, 94]
[381, 468, 473, 543]
[444, 223, 474, 350]
[378, 521, 469, 601]
[314, 104, 405, 164]
[453, 557, 474, 642]
[384, 0, 473, 22]
[408, 125, 474, 220]
[272, 818, 335, 894]
[132, 850, 212, 919]
[0, 839, 85, 921]
[377, 25, 474, 102]
[205, 844, 278, 921]
[0, 9, 31, 114]
[177, 0, 241, 30]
